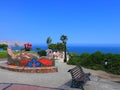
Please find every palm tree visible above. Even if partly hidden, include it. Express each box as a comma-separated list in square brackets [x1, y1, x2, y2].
[60, 35, 68, 44]
[46, 37, 52, 47]
[60, 35, 68, 62]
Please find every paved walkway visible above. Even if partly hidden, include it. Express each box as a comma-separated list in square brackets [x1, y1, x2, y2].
[0, 60, 120, 90]
[0, 61, 79, 90]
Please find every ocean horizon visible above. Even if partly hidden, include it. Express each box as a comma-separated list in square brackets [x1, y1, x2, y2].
[11, 45, 120, 54]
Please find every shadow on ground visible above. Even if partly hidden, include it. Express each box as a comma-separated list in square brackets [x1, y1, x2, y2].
[59, 80, 81, 90]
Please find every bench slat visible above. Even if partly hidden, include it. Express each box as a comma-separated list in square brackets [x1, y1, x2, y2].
[68, 65, 91, 90]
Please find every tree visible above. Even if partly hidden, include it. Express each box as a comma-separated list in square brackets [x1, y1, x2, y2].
[0, 44, 8, 50]
[56, 42, 65, 51]
[48, 43, 57, 51]
[46, 37, 52, 46]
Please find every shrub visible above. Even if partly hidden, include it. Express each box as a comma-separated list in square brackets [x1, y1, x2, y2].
[38, 50, 46, 57]
[67, 56, 80, 65]
[106, 54, 120, 74]
[0, 44, 8, 50]
[78, 53, 91, 66]
[67, 53, 80, 65]
[90, 51, 104, 65]
[68, 52, 120, 75]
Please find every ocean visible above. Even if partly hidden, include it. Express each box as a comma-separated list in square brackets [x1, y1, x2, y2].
[67, 46, 120, 54]
[11, 45, 120, 54]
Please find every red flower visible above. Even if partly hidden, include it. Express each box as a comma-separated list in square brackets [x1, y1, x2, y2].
[24, 43, 32, 49]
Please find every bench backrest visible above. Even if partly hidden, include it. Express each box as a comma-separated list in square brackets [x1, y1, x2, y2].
[68, 66, 85, 79]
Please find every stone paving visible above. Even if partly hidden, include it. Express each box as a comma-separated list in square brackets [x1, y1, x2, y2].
[0, 60, 120, 90]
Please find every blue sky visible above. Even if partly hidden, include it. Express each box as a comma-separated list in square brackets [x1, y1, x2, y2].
[0, 0, 120, 46]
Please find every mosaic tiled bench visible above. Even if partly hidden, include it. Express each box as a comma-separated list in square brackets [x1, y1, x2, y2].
[0, 61, 58, 73]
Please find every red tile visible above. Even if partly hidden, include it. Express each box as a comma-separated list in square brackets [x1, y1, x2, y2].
[6, 84, 58, 90]
[0, 83, 10, 90]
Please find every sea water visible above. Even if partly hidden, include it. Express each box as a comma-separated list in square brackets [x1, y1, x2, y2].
[11, 45, 120, 54]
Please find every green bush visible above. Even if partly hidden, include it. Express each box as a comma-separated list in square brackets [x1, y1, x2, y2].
[79, 53, 91, 66]
[67, 53, 80, 65]
[106, 54, 120, 74]
[0, 44, 8, 50]
[38, 50, 46, 57]
[67, 56, 80, 65]
[68, 52, 120, 75]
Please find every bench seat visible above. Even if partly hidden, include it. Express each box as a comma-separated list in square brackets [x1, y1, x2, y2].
[68, 65, 91, 90]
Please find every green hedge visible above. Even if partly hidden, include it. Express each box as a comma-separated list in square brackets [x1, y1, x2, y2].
[37, 50, 46, 57]
[67, 53, 80, 65]
[67, 51, 120, 75]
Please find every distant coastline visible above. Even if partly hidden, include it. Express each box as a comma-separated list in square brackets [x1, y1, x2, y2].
[0, 40, 26, 47]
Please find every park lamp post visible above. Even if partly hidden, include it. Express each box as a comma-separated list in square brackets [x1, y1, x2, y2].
[60, 35, 68, 63]
[63, 39, 67, 63]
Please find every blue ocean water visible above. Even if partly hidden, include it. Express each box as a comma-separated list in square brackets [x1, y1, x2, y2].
[67, 46, 120, 54]
[11, 45, 120, 54]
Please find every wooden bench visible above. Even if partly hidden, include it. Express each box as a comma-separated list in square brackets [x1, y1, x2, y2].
[68, 65, 91, 90]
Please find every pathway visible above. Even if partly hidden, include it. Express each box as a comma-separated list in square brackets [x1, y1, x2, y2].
[0, 60, 120, 90]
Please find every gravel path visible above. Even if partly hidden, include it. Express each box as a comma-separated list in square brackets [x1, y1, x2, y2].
[0, 60, 120, 90]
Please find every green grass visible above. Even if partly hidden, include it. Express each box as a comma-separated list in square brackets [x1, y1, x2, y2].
[0, 51, 38, 59]
[0, 51, 7, 58]
[13, 51, 37, 55]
